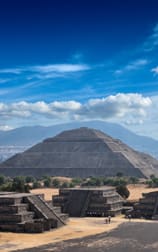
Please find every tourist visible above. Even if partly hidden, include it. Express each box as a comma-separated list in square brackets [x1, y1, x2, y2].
[108, 216, 111, 224]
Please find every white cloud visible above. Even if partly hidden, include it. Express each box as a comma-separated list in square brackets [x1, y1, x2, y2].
[126, 94, 158, 139]
[125, 59, 148, 70]
[0, 64, 90, 77]
[77, 93, 151, 122]
[0, 125, 14, 131]
[50, 101, 81, 111]
[0, 100, 81, 120]
[143, 23, 158, 52]
[115, 59, 148, 75]
[151, 66, 158, 75]
[0, 93, 151, 129]
[0, 68, 22, 74]
[31, 64, 90, 73]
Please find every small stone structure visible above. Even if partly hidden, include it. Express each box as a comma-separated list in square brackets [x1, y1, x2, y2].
[53, 187, 123, 217]
[131, 191, 158, 219]
[0, 192, 68, 233]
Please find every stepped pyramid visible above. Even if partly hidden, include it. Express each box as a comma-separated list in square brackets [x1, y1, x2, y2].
[0, 127, 158, 178]
[0, 192, 67, 233]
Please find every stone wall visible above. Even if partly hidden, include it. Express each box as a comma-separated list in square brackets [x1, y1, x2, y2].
[53, 188, 123, 217]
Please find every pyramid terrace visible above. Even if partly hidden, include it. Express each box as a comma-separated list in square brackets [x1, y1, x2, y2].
[0, 192, 68, 233]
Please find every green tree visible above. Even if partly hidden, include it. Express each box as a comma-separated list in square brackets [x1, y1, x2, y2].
[129, 176, 139, 184]
[103, 177, 116, 186]
[60, 181, 69, 188]
[52, 178, 60, 188]
[116, 185, 130, 199]
[150, 174, 155, 180]
[69, 182, 75, 188]
[25, 176, 35, 183]
[114, 178, 127, 186]
[32, 180, 42, 189]
[72, 177, 82, 186]
[0, 175, 6, 185]
[11, 176, 26, 192]
[44, 177, 52, 187]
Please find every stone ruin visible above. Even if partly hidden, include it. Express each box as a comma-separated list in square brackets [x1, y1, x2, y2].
[53, 187, 123, 217]
[0, 192, 68, 233]
[131, 191, 158, 219]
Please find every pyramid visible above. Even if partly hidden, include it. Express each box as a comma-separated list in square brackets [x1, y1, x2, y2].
[0, 127, 158, 178]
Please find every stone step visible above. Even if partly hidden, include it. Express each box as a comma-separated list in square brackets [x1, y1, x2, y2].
[0, 219, 48, 233]
[0, 204, 29, 214]
[19, 219, 49, 233]
[0, 197, 22, 205]
[0, 211, 35, 224]
[53, 207, 62, 214]
[0, 223, 24, 232]
[59, 213, 69, 222]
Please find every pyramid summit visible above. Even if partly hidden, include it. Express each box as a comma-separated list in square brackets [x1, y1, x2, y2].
[0, 127, 158, 178]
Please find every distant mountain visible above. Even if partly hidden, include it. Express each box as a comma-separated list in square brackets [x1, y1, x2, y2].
[1, 127, 158, 178]
[0, 120, 158, 159]
[0, 146, 27, 162]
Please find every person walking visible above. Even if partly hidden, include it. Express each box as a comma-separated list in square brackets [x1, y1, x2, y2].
[108, 215, 111, 224]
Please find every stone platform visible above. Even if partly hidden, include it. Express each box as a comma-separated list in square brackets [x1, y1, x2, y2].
[0, 192, 68, 233]
[53, 187, 123, 217]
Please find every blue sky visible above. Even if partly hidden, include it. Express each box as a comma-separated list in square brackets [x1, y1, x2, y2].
[1, 0, 158, 138]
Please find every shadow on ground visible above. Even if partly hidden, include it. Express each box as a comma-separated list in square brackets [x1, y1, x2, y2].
[16, 222, 158, 252]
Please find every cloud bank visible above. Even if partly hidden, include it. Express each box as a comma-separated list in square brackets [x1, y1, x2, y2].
[0, 93, 151, 130]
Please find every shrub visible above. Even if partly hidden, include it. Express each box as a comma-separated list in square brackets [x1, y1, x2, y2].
[11, 176, 26, 192]
[25, 176, 35, 183]
[146, 176, 158, 188]
[116, 185, 130, 199]
[52, 178, 60, 188]
[72, 177, 82, 185]
[129, 176, 139, 184]
[43, 177, 52, 187]
[32, 181, 42, 189]
[60, 182, 69, 188]
[0, 175, 7, 186]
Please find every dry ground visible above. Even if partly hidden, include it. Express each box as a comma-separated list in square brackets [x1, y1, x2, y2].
[0, 217, 154, 252]
[31, 183, 158, 201]
[30, 188, 59, 201]
[0, 216, 125, 252]
[127, 184, 158, 201]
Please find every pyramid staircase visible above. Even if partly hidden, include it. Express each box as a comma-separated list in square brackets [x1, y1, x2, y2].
[25, 195, 67, 228]
[80, 191, 92, 217]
